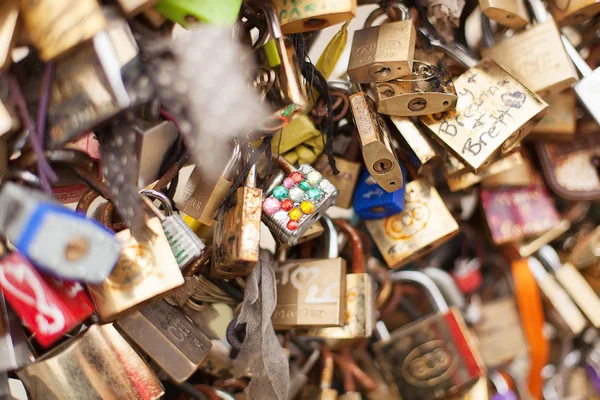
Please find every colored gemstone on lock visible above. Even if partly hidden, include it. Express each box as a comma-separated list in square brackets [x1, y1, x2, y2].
[299, 180, 311, 191]
[262, 197, 281, 214]
[300, 201, 315, 214]
[288, 208, 302, 221]
[289, 171, 304, 184]
[287, 220, 299, 230]
[281, 198, 294, 211]
[283, 177, 295, 189]
[289, 187, 305, 203]
[307, 187, 322, 200]
[273, 186, 289, 200]
[306, 170, 322, 186]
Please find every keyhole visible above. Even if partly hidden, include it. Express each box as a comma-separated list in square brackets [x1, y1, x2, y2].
[408, 97, 427, 112]
[368, 64, 392, 80]
[373, 159, 393, 173]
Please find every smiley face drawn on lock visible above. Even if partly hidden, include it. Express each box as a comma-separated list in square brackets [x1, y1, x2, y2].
[383, 200, 430, 240]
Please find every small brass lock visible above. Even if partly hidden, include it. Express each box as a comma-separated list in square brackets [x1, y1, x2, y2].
[273, 0, 357, 34]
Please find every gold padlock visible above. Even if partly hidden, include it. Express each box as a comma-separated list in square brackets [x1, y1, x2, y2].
[116, 0, 159, 16]
[372, 49, 458, 116]
[550, 0, 600, 25]
[482, 20, 579, 98]
[350, 91, 404, 192]
[420, 59, 548, 173]
[529, 90, 577, 142]
[347, 4, 416, 83]
[273, 0, 356, 34]
[479, 0, 530, 28]
[88, 217, 184, 322]
[365, 178, 459, 269]
[389, 116, 439, 175]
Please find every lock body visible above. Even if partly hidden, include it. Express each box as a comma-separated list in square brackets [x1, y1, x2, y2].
[88, 217, 184, 322]
[479, 0, 530, 28]
[529, 91, 577, 142]
[17, 324, 164, 400]
[446, 150, 524, 192]
[353, 168, 406, 220]
[374, 307, 486, 400]
[550, 0, 600, 25]
[482, 21, 578, 98]
[420, 59, 548, 173]
[116, 300, 212, 383]
[314, 153, 362, 209]
[350, 92, 404, 192]
[348, 21, 416, 83]
[373, 51, 458, 116]
[390, 116, 439, 175]
[273, 258, 347, 329]
[155, 0, 242, 26]
[136, 120, 179, 187]
[273, 0, 356, 34]
[365, 179, 459, 268]
[262, 164, 338, 246]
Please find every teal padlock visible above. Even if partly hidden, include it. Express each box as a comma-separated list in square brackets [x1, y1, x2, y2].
[154, 0, 242, 26]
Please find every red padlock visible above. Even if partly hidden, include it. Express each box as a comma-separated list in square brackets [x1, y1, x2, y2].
[0, 251, 94, 347]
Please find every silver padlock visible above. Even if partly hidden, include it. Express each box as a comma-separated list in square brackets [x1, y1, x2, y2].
[140, 189, 205, 269]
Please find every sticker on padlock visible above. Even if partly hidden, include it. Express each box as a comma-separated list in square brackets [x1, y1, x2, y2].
[353, 167, 406, 220]
[374, 271, 486, 400]
[0, 182, 121, 284]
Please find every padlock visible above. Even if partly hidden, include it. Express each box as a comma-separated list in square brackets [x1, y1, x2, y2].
[20, 0, 106, 61]
[175, 142, 241, 226]
[372, 49, 458, 116]
[389, 116, 439, 176]
[0, 289, 34, 372]
[272, 114, 325, 165]
[503, 219, 572, 260]
[569, 226, 600, 270]
[420, 58, 548, 173]
[481, 14, 578, 98]
[347, 4, 416, 83]
[273, 0, 356, 34]
[550, 0, 600, 25]
[243, 0, 308, 131]
[140, 189, 205, 270]
[272, 215, 347, 329]
[0, 251, 95, 348]
[0, 0, 19, 71]
[155, 0, 242, 26]
[480, 149, 539, 189]
[313, 150, 362, 209]
[537, 245, 600, 328]
[447, 151, 525, 192]
[17, 324, 164, 400]
[87, 217, 184, 322]
[353, 167, 406, 220]
[350, 91, 404, 192]
[115, 299, 212, 383]
[115, 0, 159, 16]
[0, 182, 120, 284]
[288, 348, 321, 400]
[373, 271, 486, 400]
[528, 90, 577, 142]
[365, 178, 459, 268]
[298, 219, 376, 340]
[211, 161, 262, 279]
[480, 0, 530, 28]
[135, 117, 179, 188]
[527, 257, 587, 335]
[262, 156, 339, 246]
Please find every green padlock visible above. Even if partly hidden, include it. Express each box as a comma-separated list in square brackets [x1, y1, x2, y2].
[154, 0, 242, 26]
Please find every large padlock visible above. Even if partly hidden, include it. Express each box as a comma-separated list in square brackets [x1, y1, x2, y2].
[211, 161, 262, 279]
[374, 270, 486, 400]
[479, 0, 530, 28]
[347, 4, 416, 83]
[262, 156, 338, 246]
[0, 182, 120, 284]
[353, 167, 406, 220]
[350, 91, 404, 192]
[272, 216, 347, 329]
[0, 251, 95, 348]
[16, 324, 164, 400]
[87, 217, 184, 322]
[365, 178, 459, 268]
[273, 0, 356, 34]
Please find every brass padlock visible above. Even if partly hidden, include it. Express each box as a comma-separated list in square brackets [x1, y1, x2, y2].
[420, 59, 548, 173]
[115, 300, 213, 383]
[480, 0, 530, 28]
[16, 324, 164, 400]
[211, 162, 262, 279]
[272, 216, 347, 329]
[482, 20, 579, 98]
[20, 0, 106, 61]
[116, 0, 159, 16]
[365, 178, 459, 269]
[347, 4, 416, 83]
[374, 271, 486, 400]
[389, 116, 439, 175]
[88, 217, 184, 322]
[528, 90, 577, 142]
[550, 0, 600, 25]
[372, 49, 458, 116]
[298, 219, 376, 340]
[0, 0, 19, 71]
[350, 91, 403, 192]
[273, 0, 356, 34]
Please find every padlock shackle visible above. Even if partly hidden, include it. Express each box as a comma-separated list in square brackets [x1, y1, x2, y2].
[388, 270, 449, 313]
[321, 216, 340, 260]
[416, 26, 478, 68]
[245, 0, 283, 40]
[364, 3, 410, 27]
[536, 245, 562, 274]
[334, 219, 365, 274]
[423, 267, 466, 308]
[271, 153, 297, 175]
[140, 189, 174, 216]
[224, 141, 243, 179]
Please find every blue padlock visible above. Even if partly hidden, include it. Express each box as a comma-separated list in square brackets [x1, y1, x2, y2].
[353, 165, 407, 220]
[0, 182, 121, 284]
